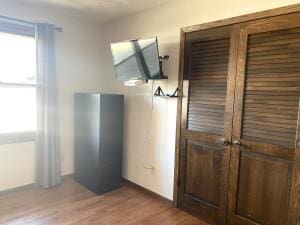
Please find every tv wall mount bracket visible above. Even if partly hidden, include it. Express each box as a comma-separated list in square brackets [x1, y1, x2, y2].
[159, 55, 169, 79]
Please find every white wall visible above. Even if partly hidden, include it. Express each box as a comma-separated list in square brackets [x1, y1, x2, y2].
[102, 0, 300, 200]
[0, 1, 120, 191]
[0, 142, 35, 191]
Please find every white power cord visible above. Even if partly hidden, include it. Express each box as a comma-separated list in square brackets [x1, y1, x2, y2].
[139, 80, 155, 170]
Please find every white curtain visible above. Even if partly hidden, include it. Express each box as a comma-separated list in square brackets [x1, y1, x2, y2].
[35, 23, 61, 188]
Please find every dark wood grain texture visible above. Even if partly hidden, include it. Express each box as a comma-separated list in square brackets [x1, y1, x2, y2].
[228, 14, 300, 225]
[187, 36, 229, 135]
[173, 30, 187, 208]
[177, 26, 235, 225]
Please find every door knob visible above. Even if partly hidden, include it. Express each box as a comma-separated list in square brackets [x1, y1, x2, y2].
[233, 140, 241, 146]
[233, 140, 250, 150]
[215, 138, 230, 146]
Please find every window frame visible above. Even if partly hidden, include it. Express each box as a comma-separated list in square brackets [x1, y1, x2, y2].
[0, 22, 36, 145]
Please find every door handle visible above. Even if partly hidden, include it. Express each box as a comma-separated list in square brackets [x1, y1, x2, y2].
[233, 140, 250, 150]
[215, 138, 230, 146]
[233, 140, 242, 147]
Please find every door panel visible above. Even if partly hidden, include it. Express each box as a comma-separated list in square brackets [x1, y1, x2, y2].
[178, 26, 238, 225]
[185, 141, 221, 206]
[236, 152, 292, 225]
[228, 14, 300, 225]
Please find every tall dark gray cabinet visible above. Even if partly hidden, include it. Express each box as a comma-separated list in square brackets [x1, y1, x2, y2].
[74, 93, 124, 195]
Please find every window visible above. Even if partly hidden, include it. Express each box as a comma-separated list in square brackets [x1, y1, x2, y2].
[0, 31, 36, 144]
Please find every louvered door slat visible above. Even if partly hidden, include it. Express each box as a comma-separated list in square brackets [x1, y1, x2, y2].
[248, 48, 300, 57]
[248, 53, 300, 61]
[241, 27, 300, 149]
[249, 31, 300, 44]
[187, 38, 230, 135]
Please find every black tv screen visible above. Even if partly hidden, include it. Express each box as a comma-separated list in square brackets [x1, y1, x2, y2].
[110, 37, 162, 81]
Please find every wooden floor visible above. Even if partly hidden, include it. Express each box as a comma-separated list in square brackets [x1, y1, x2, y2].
[0, 178, 208, 225]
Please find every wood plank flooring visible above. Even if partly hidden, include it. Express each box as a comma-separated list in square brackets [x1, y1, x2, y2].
[0, 178, 208, 225]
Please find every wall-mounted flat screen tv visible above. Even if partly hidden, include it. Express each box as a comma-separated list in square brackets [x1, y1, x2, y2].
[110, 37, 162, 81]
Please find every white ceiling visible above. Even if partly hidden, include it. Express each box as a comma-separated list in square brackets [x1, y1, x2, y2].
[12, 0, 171, 24]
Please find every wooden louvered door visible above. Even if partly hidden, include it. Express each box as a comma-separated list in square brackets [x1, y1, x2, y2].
[227, 13, 300, 225]
[178, 26, 238, 225]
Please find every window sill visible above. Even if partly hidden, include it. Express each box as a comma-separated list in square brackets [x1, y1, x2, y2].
[0, 132, 36, 145]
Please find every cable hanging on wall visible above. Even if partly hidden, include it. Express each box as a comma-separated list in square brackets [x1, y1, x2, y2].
[138, 80, 156, 170]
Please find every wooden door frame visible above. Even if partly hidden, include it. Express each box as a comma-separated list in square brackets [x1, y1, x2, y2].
[174, 3, 300, 207]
